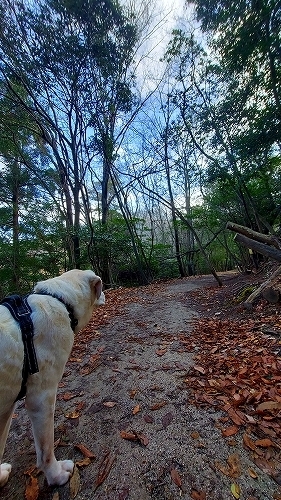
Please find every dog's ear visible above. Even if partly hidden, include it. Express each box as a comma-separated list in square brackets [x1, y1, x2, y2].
[90, 276, 102, 301]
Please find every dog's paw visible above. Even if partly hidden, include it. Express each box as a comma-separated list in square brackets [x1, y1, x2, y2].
[0, 463, 12, 487]
[47, 460, 74, 486]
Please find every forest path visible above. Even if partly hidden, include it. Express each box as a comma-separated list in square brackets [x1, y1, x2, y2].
[2, 273, 280, 499]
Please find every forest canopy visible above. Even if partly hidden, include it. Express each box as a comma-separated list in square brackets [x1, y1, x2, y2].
[0, 0, 280, 295]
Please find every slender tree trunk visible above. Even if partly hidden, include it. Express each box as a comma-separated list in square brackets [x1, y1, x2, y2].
[163, 108, 186, 278]
[12, 160, 20, 289]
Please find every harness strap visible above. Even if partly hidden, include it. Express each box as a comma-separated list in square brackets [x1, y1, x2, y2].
[1, 294, 39, 402]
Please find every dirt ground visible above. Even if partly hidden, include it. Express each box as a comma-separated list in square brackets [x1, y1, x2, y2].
[2, 271, 281, 500]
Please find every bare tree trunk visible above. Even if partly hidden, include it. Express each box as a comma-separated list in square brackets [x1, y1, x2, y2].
[12, 159, 20, 290]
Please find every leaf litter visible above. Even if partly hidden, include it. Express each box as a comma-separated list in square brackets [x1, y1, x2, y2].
[3, 272, 281, 499]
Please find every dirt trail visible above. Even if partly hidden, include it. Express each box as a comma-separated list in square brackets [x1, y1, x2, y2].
[2, 275, 281, 499]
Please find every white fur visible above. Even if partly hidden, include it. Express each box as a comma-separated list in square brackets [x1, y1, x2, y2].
[0, 269, 105, 487]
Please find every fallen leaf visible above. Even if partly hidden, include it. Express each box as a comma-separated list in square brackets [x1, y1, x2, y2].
[191, 431, 200, 439]
[215, 454, 241, 478]
[253, 457, 276, 476]
[103, 401, 117, 408]
[256, 401, 281, 412]
[162, 412, 173, 429]
[248, 468, 258, 479]
[191, 489, 206, 500]
[193, 365, 206, 374]
[255, 438, 274, 448]
[143, 414, 154, 423]
[24, 466, 40, 477]
[76, 457, 92, 467]
[75, 401, 86, 411]
[156, 349, 167, 356]
[137, 433, 149, 446]
[52, 493, 59, 500]
[228, 454, 241, 478]
[62, 392, 78, 401]
[94, 451, 116, 491]
[120, 430, 138, 441]
[273, 493, 281, 500]
[25, 476, 39, 500]
[225, 407, 245, 426]
[65, 410, 80, 419]
[132, 404, 141, 415]
[231, 482, 241, 499]
[74, 443, 95, 458]
[222, 425, 239, 437]
[120, 430, 149, 446]
[150, 401, 167, 410]
[70, 466, 80, 499]
[243, 433, 256, 451]
[170, 468, 182, 488]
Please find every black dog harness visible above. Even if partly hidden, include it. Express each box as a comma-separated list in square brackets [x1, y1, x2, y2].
[1, 292, 77, 402]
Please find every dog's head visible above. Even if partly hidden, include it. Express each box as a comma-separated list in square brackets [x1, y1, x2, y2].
[34, 269, 105, 332]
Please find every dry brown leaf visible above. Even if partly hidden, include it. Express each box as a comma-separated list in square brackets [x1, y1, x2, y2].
[25, 476, 39, 500]
[103, 401, 117, 408]
[52, 493, 59, 500]
[70, 466, 80, 499]
[191, 431, 200, 439]
[156, 349, 167, 356]
[138, 433, 149, 446]
[120, 430, 138, 441]
[162, 412, 173, 428]
[193, 365, 206, 374]
[243, 433, 256, 451]
[225, 407, 245, 426]
[248, 468, 258, 479]
[120, 430, 149, 446]
[191, 489, 206, 500]
[94, 451, 116, 491]
[273, 493, 281, 500]
[256, 401, 281, 412]
[24, 466, 39, 477]
[255, 438, 274, 448]
[62, 392, 77, 401]
[170, 468, 182, 488]
[150, 401, 167, 410]
[75, 401, 86, 411]
[143, 414, 154, 423]
[132, 404, 141, 415]
[76, 457, 92, 467]
[227, 454, 241, 478]
[253, 457, 276, 476]
[65, 410, 80, 419]
[222, 425, 239, 437]
[215, 454, 241, 479]
[74, 443, 96, 459]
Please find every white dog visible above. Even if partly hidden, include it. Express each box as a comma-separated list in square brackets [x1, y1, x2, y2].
[0, 269, 105, 487]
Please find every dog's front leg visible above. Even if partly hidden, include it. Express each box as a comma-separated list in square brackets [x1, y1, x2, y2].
[25, 390, 74, 486]
[0, 404, 15, 487]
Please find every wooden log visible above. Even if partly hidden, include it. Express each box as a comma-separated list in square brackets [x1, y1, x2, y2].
[244, 264, 281, 307]
[234, 234, 281, 262]
[226, 222, 281, 249]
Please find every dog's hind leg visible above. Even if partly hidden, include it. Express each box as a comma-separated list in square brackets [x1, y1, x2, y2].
[0, 404, 15, 487]
[25, 388, 74, 486]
